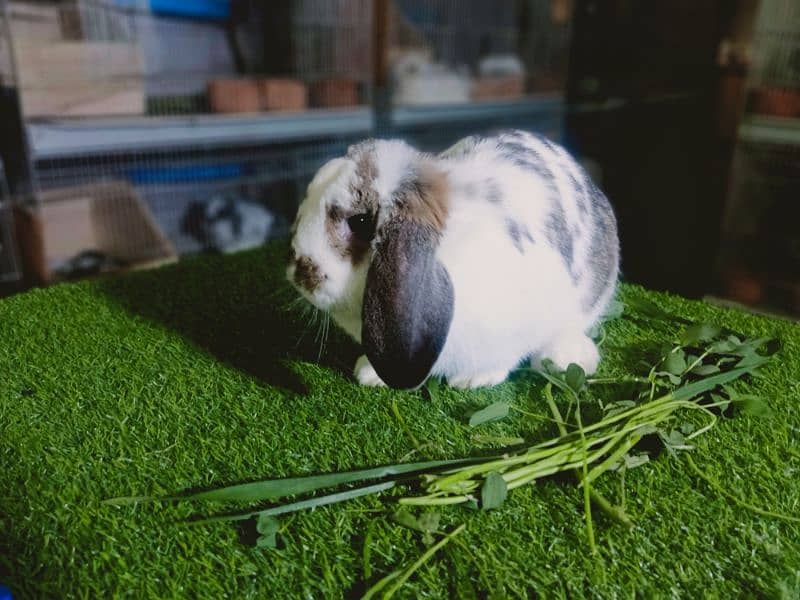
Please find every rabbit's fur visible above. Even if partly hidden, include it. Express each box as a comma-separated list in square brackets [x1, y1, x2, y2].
[183, 195, 274, 254]
[287, 130, 619, 389]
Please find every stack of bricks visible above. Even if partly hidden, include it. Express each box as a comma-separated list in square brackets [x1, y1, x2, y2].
[208, 79, 308, 113]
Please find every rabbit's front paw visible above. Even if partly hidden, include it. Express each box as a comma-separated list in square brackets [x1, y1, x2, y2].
[448, 369, 510, 389]
[533, 332, 600, 375]
[354, 355, 386, 387]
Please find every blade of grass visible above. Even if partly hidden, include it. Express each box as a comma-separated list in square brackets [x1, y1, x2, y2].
[190, 481, 397, 524]
[392, 399, 422, 451]
[103, 495, 157, 506]
[175, 458, 475, 503]
[399, 494, 474, 506]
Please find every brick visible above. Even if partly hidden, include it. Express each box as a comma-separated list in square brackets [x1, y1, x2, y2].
[258, 79, 308, 112]
[208, 79, 261, 114]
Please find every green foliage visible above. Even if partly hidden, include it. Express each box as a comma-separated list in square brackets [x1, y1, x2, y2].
[468, 402, 510, 427]
[256, 515, 280, 549]
[480, 472, 508, 510]
[392, 508, 440, 545]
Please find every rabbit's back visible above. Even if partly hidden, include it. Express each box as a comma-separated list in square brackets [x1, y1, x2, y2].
[440, 130, 619, 326]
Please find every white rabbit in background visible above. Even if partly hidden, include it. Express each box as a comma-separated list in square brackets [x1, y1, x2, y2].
[183, 195, 274, 254]
[391, 49, 471, 105]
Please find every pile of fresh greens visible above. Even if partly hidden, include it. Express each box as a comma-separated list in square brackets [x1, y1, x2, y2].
[106, 297, 792, 598]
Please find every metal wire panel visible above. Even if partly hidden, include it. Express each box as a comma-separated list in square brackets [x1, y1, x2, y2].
[382, 0, 571, 146]
[718, 0, 800, 312]
[389, 0, 570, 88]
[0, 158, 21, 281]
[749, 0, 800, 90]
[291, 0, 374, 82]
[0, 1, 14, 86]
[32, 137, 361, 254]
[0, 1, 22, 284]
[3, 0, 572, 282]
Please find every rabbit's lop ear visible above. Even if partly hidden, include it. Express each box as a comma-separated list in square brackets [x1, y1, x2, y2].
[307, 157, 348, 195]
[362, 167, 453, 390]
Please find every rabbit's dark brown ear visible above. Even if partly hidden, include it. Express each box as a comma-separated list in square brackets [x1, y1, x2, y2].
[361, 168, 453, 390]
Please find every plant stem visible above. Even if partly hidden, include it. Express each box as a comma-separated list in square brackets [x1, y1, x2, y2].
[544, 383, 634, 528]
[583, 434, 643, 486]
[586, 376, 650, 386]
[509, 404, 565, 425]
[683, 349, 712, 376]
[360, 571, 401, 600]
[575, 395, 597, 554]
[591, 486, 633, 529]
[372, 524, 466, 600]
[398, 495, 473, 506]
[363, 520, 375, 580]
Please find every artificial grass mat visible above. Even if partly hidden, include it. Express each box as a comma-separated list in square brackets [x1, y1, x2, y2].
[1, 244, 799, 598]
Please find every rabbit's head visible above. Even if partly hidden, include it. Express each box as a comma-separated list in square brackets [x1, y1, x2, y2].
[288, 140, 453, 388]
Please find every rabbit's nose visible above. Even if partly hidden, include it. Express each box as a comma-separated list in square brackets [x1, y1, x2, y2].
[293, 255, 323, 291]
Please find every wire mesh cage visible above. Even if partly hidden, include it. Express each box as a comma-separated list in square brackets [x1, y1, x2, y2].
[387, 0, 571, 108]
[0, 158, 21, 282]
[2, 0, 145, 119]
[751, 0, 800, 88]
[1, 0, 574, 285]
[2, 0, 572, 116]
[719, 133, 800, 312]
[0, 3, 13, 86]
[32, 137, 359, 254]
[747, 0, 800, 114]
[718, 0, 800, 313]
[1, 0, 377, 119]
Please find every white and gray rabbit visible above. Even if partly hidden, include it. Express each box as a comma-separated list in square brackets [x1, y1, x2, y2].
[183, 195, 274, 254]
[287, 130, 619, 389]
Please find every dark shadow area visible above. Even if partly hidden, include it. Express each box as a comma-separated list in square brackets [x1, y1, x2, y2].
[566, 1, 730, 299]
[97, 247, 361, 396]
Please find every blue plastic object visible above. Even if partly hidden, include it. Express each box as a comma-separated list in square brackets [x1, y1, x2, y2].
[115, 0, 230, 21]
[0, 585, 12, 600]
[125, 163, 245, 184]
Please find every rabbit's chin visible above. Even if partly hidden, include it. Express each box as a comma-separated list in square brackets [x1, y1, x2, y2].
[296, 287, 336, 312]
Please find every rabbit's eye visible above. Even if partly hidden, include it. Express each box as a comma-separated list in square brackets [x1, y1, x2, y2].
[346, 213, 375, 242]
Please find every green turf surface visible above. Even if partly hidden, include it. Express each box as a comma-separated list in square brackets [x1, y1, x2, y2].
[1, 244, 799, 598]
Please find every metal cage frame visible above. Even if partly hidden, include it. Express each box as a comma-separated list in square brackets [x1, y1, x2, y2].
[0, 0, 572, 282]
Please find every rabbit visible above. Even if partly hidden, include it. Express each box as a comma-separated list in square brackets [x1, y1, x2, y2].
[287, 129, 619, 390]
[392, 49, 471, 106]
[182, 195, 274, 254]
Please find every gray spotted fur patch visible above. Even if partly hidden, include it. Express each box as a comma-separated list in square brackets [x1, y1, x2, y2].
[581, 177, 619, 311]
[506, 219, 535, 254]
[545, 200, 574, 271]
